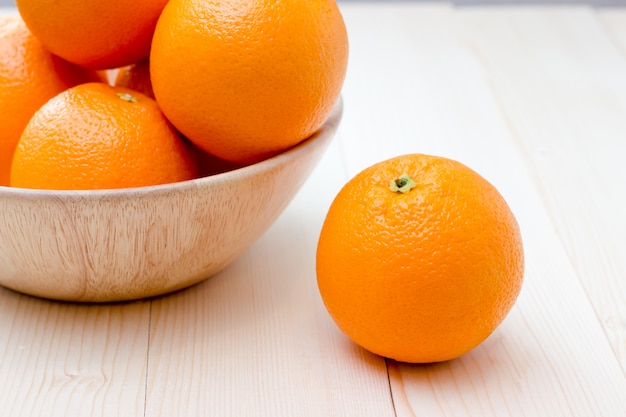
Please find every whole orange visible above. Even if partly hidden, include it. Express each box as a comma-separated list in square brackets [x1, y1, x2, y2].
[0, 16, 95, 186]
[150, 0, 349, 164]
[11, 82, 199, 190]
[15, 0, 169, 69]
[316, 154, 525, 363]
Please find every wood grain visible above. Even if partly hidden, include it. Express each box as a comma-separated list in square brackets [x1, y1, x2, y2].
[0, 289, 150, 416]
[459, 5, 626, 371]
[143, 139, 397, 416]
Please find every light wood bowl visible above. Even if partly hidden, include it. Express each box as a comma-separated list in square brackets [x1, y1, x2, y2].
[0, 100, 342, 302]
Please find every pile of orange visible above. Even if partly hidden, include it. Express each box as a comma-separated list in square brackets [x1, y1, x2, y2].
[1, 0, 349, 190]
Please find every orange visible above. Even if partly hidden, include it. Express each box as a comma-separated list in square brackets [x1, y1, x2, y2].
[0, 16, 95, 186]
[316, 154, 525, 363]
[150, 0, 349, 164]
[15, 0, 169, 69]
[11, 82, 199, 190]
[114, 59, 154, 98]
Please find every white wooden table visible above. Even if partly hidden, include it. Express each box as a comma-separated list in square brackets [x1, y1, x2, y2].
[1, 3, 626, 416]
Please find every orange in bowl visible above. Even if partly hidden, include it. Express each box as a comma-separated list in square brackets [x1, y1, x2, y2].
[150, 0, 349, 164]
[11, 82, 198, 190]
[0, 16, 95, 186]
[15, 0, 168, 69]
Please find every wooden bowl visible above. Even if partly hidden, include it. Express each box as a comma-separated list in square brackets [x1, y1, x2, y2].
[0, 100, 342, 302]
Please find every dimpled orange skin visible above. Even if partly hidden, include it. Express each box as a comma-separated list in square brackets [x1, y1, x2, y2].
[15, 0, 169, 69]
[150, 0, 349, 164]
[316, 154, 525, 363]
[10, 82, 199, 190]
[0, 16, 95, 186]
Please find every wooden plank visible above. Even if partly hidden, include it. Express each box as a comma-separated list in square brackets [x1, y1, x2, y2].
[0, 289, 151, 416]
[144, 138, 396, 416]
[458, 5, 626, 370]
[600, 8, 626, 53]
[339, 3, 626, 416]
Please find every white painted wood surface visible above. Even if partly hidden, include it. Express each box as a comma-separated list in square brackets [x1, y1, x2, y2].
[1, 3, 626, 416]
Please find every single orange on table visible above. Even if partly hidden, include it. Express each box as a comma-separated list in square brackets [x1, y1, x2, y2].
[10, 82, 199, 190]
[0, 16, 95, 186]
[316, 154, 525, 363]
[150, 0, 349, 164]
[15, 0, 169, 69]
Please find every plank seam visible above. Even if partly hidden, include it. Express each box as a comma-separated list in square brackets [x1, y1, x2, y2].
[143, 301, 153, 417]
[385, 358, 399, 417]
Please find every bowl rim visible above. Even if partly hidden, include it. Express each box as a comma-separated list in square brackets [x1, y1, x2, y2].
[0, 98, 343, 200]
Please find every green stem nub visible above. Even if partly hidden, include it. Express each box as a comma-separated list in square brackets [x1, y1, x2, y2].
[117, 92, 138, 103]
[389, 173, 416, 194]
